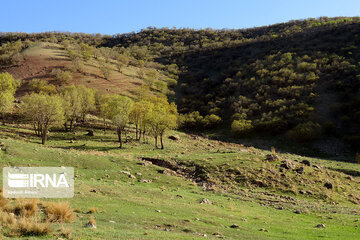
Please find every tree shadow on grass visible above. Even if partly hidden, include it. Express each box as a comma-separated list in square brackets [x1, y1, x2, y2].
[328, 167, 360, 177]
[56, 144, 120, 152]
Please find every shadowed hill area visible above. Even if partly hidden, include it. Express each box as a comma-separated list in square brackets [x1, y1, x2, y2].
[1, 16, 359, 154]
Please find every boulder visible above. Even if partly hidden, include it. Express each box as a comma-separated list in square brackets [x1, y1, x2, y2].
[199, 198, 212, 204]
[324, 182, 333, 189]
[280, 160, 295, 170]
[230, 224, 239, 228]
[315, 224, 325, 228]
[301, 160, 311, 166]
[168, 135, 180, 141]
[158, 169, 177, 176]
[296, 167, 304, 174]
[265, 154, 279, 162]
[85, 129, 94, 136]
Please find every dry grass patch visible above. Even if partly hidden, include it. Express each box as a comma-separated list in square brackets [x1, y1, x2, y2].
[10, 216, 52, 237]
[87, 207, 99, 214]
[59, 226, 72, 239]
[14, 199, 38, 217]
[45, 201, 76, 223]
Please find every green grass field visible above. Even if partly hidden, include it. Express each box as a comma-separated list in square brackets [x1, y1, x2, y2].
[0, 123, 359, 239]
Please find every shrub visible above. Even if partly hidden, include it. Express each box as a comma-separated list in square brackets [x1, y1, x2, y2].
[287, 121, 321, 143]
[44, 202, 75, 223]
[28, 79, 57, 94]
[231, 119, 253, 137]
[52, 69, 72, 84]
[203, 114, 222, 128]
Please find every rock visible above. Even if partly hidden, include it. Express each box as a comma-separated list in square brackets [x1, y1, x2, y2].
[200, 198, 212, 204]
[158, 169, 177, 176]
[324, 182, 333, 189]
[176, 194, 183, 198]
[301, 160, 311, 166]
[0, 142, 5, 146]
[230, 223, 239, 228]
[259, 228, 268, 232]
[313, 165, 322, 170]
[195, 218, 200, 221]
[241, 218, 247, 222]
[85, 222, 96, 228]
[109, 220, 115, 223]
[345, 176, 354, 181]
[306, 190, 313, 195]
[140, 179, 152, 183]
[212, 232, 222, 237]
[315, 224, 326, 228]
[69, 140, 74, 143]
[120, 170, 131, 175]
[299, 190, 305, 194]
[280, 160, 295, 170]
[294, 210, 301, 214]
[156, 210, 161, 213]
[168, 135, 180, 141]
[296, 167, 304, 174]
[90, 189, 97, 193]
[85, 129, 94, 136]
[265, 154, 279, 162]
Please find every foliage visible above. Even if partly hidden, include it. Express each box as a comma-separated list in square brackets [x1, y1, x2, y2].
[22, 93, 64, 144]
[52, 69, 72, 84]
[28, 79, 57, 94]
[101, 95, 133, 148]
[287, 121, 322, 143]
[146, 97, 178, 149]
[0, 72, 20, 124]
[231, 119, 253, 137]
[61, 85, 95, 131]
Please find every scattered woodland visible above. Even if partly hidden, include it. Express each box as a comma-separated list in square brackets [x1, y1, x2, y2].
[0, 16, 360, 239]
[1, 17, 360, 153]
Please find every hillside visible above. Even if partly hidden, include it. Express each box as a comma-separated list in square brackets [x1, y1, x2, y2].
[0, 123, 359, 239]
[104, 17, 360, 153]
[0, 17, 360, 239]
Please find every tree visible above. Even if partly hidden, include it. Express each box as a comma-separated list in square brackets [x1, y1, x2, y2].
[52, 69, 72, 84]
[98, 60, 111, 80]
[28, 79, 57, 95]
[102, 95, 133, 148]
[0, 72, 20, 124]
[77, 85, 95, 122]
[61, 85, 95, 131]
[61, 85, 82, 131]
[23, 93, 64, 144]
[116, 54, 129, 73]
[130, 100, 152, 141]
[147, 97, 177, 149]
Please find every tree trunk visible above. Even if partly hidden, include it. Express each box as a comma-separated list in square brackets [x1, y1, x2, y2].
[160, 134, 164, 149]
[118, 130, 122, 148]
[41, 127, 47, 145]
[2, 112, 5, 125]
[135, 124, 138, 141]
[155, 136, 158, 148]
[103, 118, 106, 134]
[64, 122, 68, 132]
[69, 119, 73, 132]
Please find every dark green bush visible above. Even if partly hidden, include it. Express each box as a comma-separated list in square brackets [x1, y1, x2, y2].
[287, 121, 321, 143]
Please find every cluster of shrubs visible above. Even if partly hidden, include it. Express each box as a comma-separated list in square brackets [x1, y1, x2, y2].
[179, 111, 222, 130]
